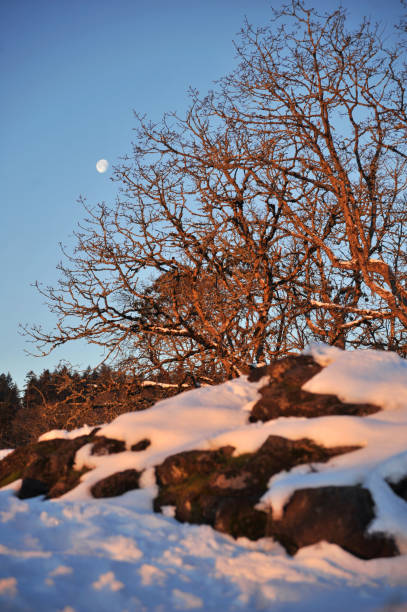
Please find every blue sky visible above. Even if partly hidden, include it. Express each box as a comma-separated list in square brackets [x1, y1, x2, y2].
[0, 0, 404, 390]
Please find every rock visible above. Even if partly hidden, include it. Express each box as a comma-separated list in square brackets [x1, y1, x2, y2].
[154, 435, 398, 559]
[0, 432, 99, 499]
[131, 438, 151, 452]
[156, 446, 235, 486]
[249, 355, 380, 422]
[213, 498, 268, 541]
[269, 486, 398, 559]
[91, 436, 126, 455]
[91, 469, 142, 498]
[154, 436, 360, 543]
[388, 476, 407, 502]
[18, 478, 49, 499]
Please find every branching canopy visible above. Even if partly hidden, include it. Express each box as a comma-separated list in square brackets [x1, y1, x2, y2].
[25, 2, 407, 381]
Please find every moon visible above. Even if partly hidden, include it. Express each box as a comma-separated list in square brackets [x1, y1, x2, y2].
[96, 159, 109, 173]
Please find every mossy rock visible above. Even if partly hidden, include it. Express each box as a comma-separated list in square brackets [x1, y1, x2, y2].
[0, 431, 99, 499]
[154, 435, 360, 544]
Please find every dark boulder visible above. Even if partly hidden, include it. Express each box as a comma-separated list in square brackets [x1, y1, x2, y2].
[269, 486, 398, 559]
[91, 469, 142, 498]
[213, 498, 268, 541]
[18, 477, 49, 499]
[156, 446, 235, 487]
[249, 355, 380, 422]
[0, 432, 99, 499]
[388, 476, 407, 502]
[131, 438, 151, 452]
[91, 436, 126, 456]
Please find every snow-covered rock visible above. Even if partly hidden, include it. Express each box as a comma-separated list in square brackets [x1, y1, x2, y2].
[0, 345, 407, 610]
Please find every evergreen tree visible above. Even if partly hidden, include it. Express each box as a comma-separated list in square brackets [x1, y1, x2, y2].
[0, 373, 20, 448]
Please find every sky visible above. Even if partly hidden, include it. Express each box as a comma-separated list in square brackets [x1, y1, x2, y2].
[0, 0, 405, 391]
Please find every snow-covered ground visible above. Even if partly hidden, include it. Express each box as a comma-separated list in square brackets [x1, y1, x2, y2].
[0, 345, 406, 611]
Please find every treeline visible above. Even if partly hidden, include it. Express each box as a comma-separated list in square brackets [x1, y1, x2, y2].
[0, 365, 195, 448]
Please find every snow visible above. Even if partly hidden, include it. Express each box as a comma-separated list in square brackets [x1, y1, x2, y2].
[141, 380, 190, 389]
[0, 345, 407, 610]
[304, 343, 407, 409]
[39, 424, 97, 442]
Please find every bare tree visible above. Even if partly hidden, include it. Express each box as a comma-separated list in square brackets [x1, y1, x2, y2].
[219, 2, 407, 350]
[25, 2, 407, 382]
